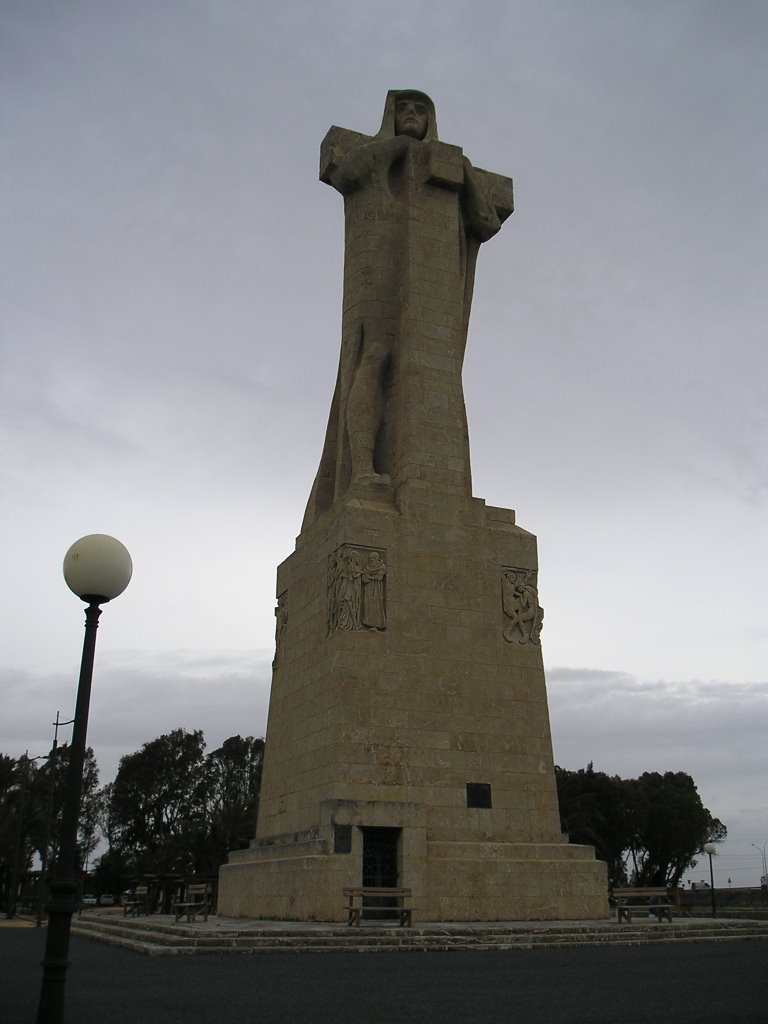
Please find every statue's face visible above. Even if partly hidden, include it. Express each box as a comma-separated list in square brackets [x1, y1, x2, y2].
[394, 97, 429, 140]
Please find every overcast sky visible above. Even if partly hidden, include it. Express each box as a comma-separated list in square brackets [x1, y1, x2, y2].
[2, 1, 766, 889]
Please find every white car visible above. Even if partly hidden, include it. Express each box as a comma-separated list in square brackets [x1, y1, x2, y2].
[99, 893, 115, 906]
[82, 894, 97, 906]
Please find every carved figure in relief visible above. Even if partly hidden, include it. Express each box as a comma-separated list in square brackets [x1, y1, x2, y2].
[335, 547, 362, 631]
[327, 545, 388, 635]
[502, 569, 544, 645]
[303, 90, 511, 526]
[361, 550, 387, 630]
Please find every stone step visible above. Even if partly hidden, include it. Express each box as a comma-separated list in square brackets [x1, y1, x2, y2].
[72, 915, 768, 956]
[77, 915, 766, 938]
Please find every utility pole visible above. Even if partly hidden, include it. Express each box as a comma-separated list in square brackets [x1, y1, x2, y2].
[36, 713, 75, 927]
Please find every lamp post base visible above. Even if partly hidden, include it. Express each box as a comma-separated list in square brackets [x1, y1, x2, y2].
[36, 878, 80, 1023]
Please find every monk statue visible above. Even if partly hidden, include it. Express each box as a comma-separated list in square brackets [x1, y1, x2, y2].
[303, 90, 513, 528]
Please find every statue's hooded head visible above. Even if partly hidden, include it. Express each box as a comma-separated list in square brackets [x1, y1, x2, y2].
[377, 89, 438, 142]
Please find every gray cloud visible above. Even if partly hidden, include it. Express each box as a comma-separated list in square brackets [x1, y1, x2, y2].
[549, 667, 768, 771]
[0, 651, 272, 786]
[548, 666, 768, 885]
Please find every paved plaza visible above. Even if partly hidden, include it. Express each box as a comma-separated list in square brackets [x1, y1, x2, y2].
[3, 921, 766, 1024]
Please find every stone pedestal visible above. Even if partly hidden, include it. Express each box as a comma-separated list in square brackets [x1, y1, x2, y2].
[218, 485, 608, 920]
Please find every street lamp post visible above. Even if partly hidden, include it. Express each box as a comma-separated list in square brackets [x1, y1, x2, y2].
[36, 535, 132, 1024]
[704, 842, 717, 917]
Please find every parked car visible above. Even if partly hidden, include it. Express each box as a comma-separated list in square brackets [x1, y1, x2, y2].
[82, 894, 97, 906]
[99, 893, 115, 906]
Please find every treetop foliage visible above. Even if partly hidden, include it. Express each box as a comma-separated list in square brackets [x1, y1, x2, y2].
[555, 763, 726, 887]
[100, 729, 264, 882]
[1, 730, 264, 904]
[0, 745, 100, 909]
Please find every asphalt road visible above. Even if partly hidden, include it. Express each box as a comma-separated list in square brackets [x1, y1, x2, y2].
[4, 929, 767, 1024]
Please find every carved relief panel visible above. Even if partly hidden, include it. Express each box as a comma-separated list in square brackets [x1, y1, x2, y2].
[327, 545, 387, 635]
[501, 567, 544, 646]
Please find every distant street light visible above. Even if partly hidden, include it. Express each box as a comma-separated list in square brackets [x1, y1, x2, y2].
[703, 842, 718, 917]
[36, 534, 132, 1024]
[751, 842, 768, 887]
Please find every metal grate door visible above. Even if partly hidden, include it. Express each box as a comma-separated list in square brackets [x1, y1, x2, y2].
[361, 827, 400, 919]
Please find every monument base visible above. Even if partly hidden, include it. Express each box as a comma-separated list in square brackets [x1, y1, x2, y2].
[219, 487, 608, 923]
[218, 829, 608, 921]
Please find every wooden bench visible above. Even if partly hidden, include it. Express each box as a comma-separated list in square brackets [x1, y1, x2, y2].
[613, 886, 678, 924]
[343, 886, 414, 927]
[172, 884, 210, 924]
[122, 885, 150, 917]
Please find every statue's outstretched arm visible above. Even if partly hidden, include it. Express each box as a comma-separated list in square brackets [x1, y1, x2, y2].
[462, 156, 501, 241]
[327, 136, 410, 195]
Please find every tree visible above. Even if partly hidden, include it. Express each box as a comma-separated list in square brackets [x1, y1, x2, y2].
[29, 745, 100, 871]
[555, 764, 634, 884]
[0, 754, 20, 870]
[626, 771, 727, 887]
[556, 764, 726, 887]
[100, 729, 264, 880]
[0, 754, 30, 910]
[105, 729, 208, 874]
[90, 845, 128, 898]
[0, 747, 101, 911]
[198, 735, 264, 874]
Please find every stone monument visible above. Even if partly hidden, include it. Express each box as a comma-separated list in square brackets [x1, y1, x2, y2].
[218, 91, 608, 921]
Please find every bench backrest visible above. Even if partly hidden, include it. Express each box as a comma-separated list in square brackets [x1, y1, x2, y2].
[613, 887, 677, 900]
[185, 884, 209, 901]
